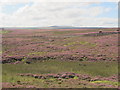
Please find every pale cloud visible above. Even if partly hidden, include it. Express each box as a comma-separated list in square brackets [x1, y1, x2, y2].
[0, 2, 118, 27]
[0, 0, 119, 3]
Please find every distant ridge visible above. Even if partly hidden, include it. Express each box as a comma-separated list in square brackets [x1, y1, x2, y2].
[48, 26, 105, 29]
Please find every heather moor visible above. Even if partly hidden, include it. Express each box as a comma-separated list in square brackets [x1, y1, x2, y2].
[2, 27, 119, 88]
[1, 1, 119, 89]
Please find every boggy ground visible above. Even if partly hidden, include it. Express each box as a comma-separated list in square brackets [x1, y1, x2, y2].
[2, 28, 119, 88]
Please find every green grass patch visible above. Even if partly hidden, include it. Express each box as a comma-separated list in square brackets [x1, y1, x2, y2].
[3, 60, 118, 77]
[64, 41, 97, 47]
[73, 76, 79, 79]
[2, 73, 45, 88]
[51, 29, 114, 35]
[28, 52, 47, 55]
[91, 80, 118, 86]
[0, 30, 11, 34]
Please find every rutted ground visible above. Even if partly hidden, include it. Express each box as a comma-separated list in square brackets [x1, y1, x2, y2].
[2, 28, 119, 88]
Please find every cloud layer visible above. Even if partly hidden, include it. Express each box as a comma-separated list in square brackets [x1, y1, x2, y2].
[0, 2, 118, 27]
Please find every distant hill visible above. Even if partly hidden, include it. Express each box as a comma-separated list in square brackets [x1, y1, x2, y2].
[47, 26, 106, 29]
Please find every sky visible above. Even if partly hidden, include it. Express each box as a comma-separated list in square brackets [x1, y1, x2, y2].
[0, 0, 119, 27]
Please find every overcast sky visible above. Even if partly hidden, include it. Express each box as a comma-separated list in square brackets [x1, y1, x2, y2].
[0, 0, 118, 27]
